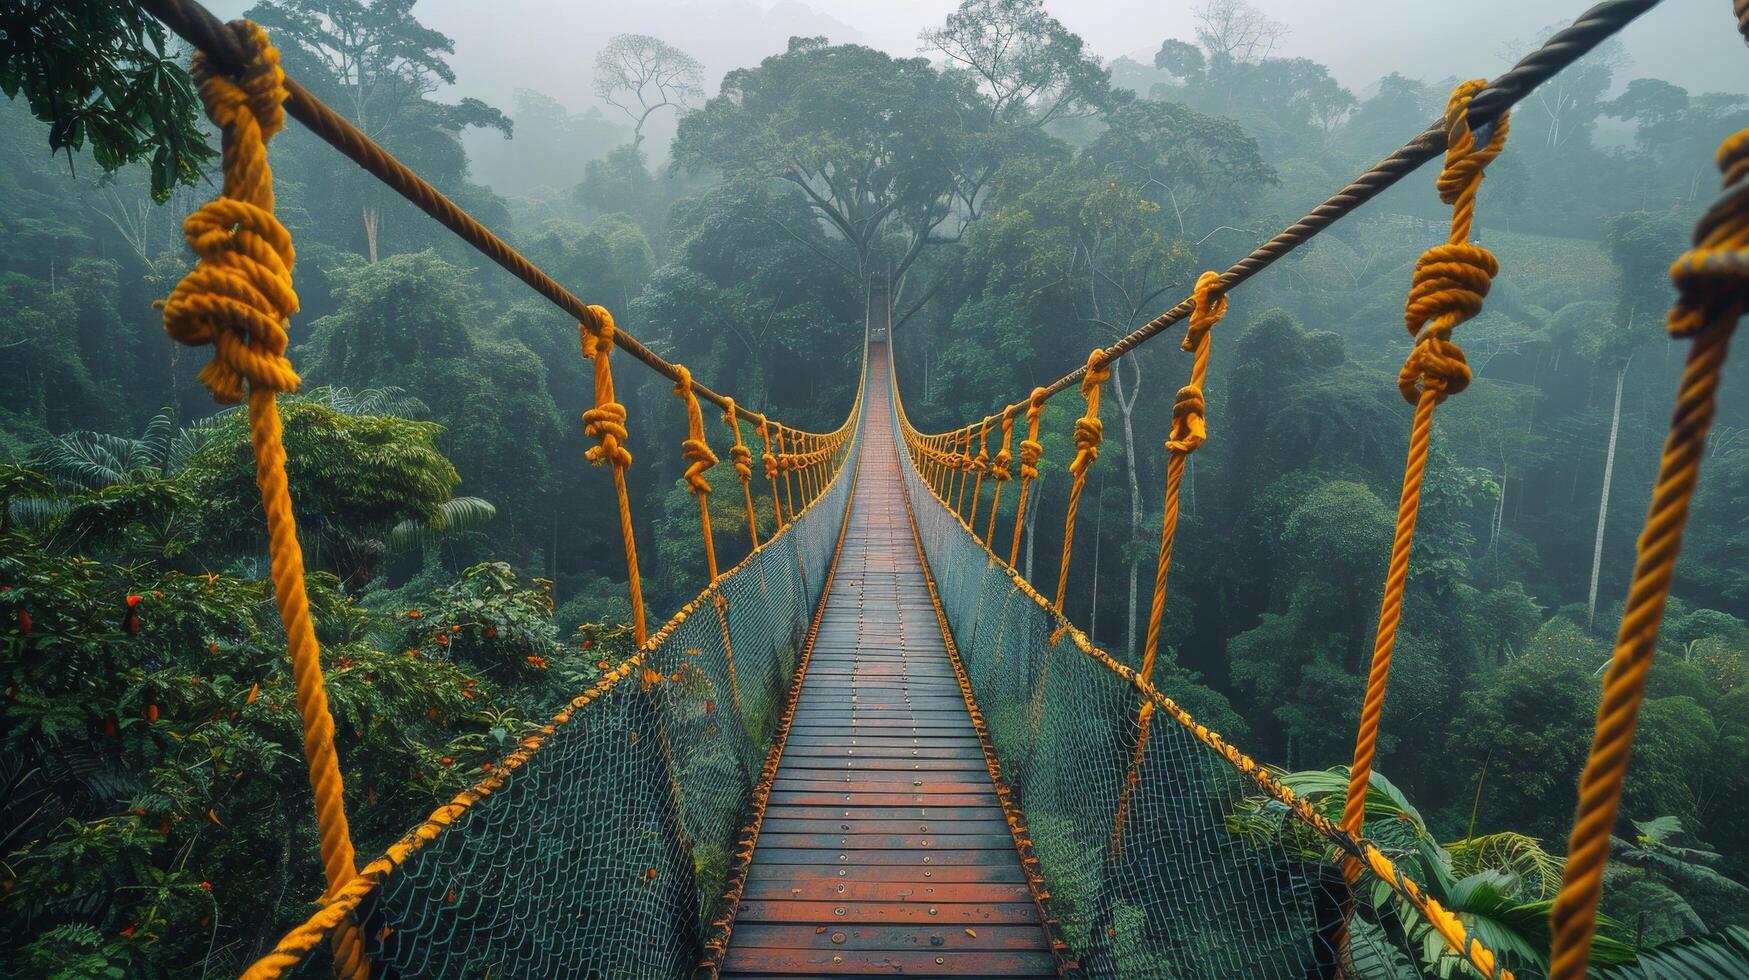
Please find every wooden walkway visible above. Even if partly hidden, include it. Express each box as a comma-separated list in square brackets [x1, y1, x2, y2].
[721, 345, 1055, 978]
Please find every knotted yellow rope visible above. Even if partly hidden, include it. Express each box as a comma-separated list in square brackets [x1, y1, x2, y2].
[157, 21, 364, 978]
[1110, 271, 1227, 859]
[967, 421, 991, 527]
[1342, 78, 1509, 881]
[1549, 126, 1748, 980]
[1054, 350, 1112, 611]
[673, 365, 721, 579]
[1009, 389, 1047, 567]
[953, 427, 976, 517]
[722, 397, 761, 550]
[985, 410, 1016, 547]
[580, 307, 648, 646]
[774, 426, 798, 518]
[758, 416, 785, 530]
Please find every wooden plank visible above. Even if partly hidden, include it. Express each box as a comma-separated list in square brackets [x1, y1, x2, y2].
[720, 352, 1051, 979]
[729, 923, 1047, 951]
[721, 947, 1057, 976]
[732, 901, 1043, 925]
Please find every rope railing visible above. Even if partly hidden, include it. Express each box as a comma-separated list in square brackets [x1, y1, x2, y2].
[895, 3, 1749, 978]
[133, 1, 865, 975]
[901, 0, 1661, 424]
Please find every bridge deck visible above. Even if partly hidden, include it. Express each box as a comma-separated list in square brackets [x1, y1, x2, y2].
[721, 346, 1053, 978]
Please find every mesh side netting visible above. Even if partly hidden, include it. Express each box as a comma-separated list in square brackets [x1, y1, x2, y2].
[887, 398, 1436, 979]
[279, 425, 858, 979]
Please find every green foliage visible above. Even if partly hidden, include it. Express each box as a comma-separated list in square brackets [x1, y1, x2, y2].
[0, 1, 214, 200]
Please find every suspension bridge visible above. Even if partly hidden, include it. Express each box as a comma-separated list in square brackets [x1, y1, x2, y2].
[109, 0, 1749, 975]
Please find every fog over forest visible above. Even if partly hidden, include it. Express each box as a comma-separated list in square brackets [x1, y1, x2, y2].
[3, 1, 1748, 976]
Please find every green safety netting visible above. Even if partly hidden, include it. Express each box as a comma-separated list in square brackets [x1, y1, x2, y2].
[888, 381, 1442, 978]
[275, 422, 860, 978]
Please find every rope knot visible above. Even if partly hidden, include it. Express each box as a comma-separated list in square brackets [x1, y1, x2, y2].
[672, 365, 718, 497]
[1436, 79, 1510, 208]
[1667, 129, 1749, 338]
[992, 412, 1015, 482]
[159, 21, 299, 406]
[579, 305, 631, 470]
[722, 398, 754, 485]
[1070, 351, 1109, 478]
[1396, 81, 1511, 405]
[1168, 385, 1207, 454]
[1399, 243, 1493, 402]
[1184, 271, 1227, 352]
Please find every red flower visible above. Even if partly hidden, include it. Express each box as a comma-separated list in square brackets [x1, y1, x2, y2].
[120, 925, 137, 938]
[200, 881, 212, 891]
[441, 756, 454, 765]
[126, 594, 142, 608]
[406, 610, 422, 619]
[16, 609, 29, 633]
[484, 627, 498, 639]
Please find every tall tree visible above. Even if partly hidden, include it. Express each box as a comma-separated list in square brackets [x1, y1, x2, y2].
[920, 0, 1110, 127]
[591, 34, 703, 154]
[246, 0, 511, 260]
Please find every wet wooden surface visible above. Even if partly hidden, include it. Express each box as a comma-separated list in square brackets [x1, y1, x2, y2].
[722, 346, 1053, 977]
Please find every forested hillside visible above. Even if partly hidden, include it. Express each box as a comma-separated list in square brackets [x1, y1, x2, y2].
[1, 0, 1745, 974]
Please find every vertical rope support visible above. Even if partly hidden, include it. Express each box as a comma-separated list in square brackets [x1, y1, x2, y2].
[156, 21, 365, 977]
[967, 420, 991, 529]
[1342, 78, 1509, 885]
[723, 397, 761, 550]
[759, 416, 786, 531]
[1009, 390, 1047, 568]
[1548, 126, 1747, 980]
[776, 426, 798, 519]
[675, 367, 745, 718]
[954, 427, 975, 518]
[1053, 349, 1112, 612]
[1109, 271, 1227, 859]
[580, 308, 648, 647]
[985, 411, 1015, 549]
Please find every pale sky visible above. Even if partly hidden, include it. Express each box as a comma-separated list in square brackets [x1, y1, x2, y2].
[208, 0, 1747, 114]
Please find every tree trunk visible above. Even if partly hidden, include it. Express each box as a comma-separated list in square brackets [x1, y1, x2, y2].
[1111, 356, 1144, 660]
[1024, 475, 1045, 582]
[1587, 362, 1628, 630]
[363, 205, 380, 263]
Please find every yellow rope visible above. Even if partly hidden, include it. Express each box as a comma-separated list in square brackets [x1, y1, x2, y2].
[985, 410, 1015, 548]
[775, 426, 798, 521]
[673, 365, 721, 579]
[1053, 349, 1111, 612]
[758, 416, 786, 531]
[722, 397, 761, 550]
[1341, 77, 1509, 885]
[156, 21, 365, 978]
[580, 307, 648, 647]
[1110, 270, 1227, 859]
[967, 420, 991, 528]
[1548, 127, 1747, 980]
[1009, 390, 1047, 567]
[951, 427, 972, 516]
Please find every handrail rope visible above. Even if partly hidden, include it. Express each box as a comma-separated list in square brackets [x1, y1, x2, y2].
[1547, 121, 1748, 978]
[580, 310, 648, 646]
[675, 365, 744, 715]
[890, 376, 1514, 980]
[722, 397, 761, 550]
[249, 364, 866, 978]
[893, 0, 1659, 434]
[1027, 351, 1110, 744]
[1053, 351, 1111, 613]
[967, 419, 991, 531]
[154, 22, 366, 977]
[985, 411, 1016, 547]
[137, 0, 824, 430]
[1008, 390, 1047, 567]
[1109, 270, 1227, 860]
[1341, 79, 1509, 883]
[758, 416, 786, 531]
